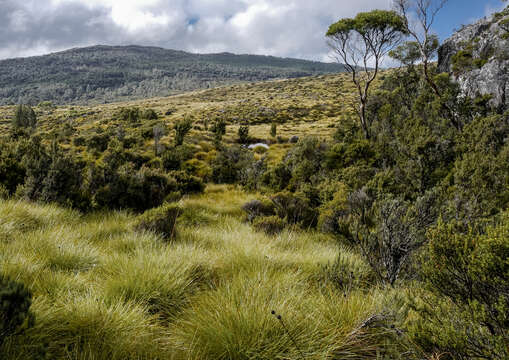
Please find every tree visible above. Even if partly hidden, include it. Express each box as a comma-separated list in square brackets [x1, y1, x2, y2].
[270, 123, 277, 138]
[211, 119, 227, 147]
[326, 10, 407, 139]
[12, 105, 37, 129]
[174, 117, 193, 146]
[238, 124, 249, 144]
[153, 125, 166, 156]
[393, 0, 460, 129]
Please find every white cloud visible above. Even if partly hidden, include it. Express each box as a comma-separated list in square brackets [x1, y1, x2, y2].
[1, 0, 393, 61]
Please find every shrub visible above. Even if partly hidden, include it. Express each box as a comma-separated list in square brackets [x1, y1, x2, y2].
[0, 276, 35, 347]
[0, 142, 25, 196]
[142, 108, 158, 120]
[271, 191, 318, 228]
[318, 253, 374, 291]
[90, 164, 179, 212]
[73, 136, 86, 146]
[238, 125, 249, 144]
[87, 133, 111, 152]
[242, 199, 275, 222]
[211, 146, 255, 184]
[170, 171, 205, 195]
[117, 107, 141, 123]
[211, 119, 226, 145]
[134, 202, 181, 240]
[12, 105, 37, 129]
[252, 215, 286, 235]
[162, 146, 183, 171]
[174, 117, 193, 146]
[270, 123, 277, 138]
[405, 215, 509, 359]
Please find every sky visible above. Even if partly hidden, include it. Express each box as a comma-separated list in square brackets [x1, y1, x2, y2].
[0, 0, 506, 61]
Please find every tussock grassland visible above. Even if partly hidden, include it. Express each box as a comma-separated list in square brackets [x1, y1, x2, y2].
[0, 73, 360, 164]
[0, 185, 400, 359]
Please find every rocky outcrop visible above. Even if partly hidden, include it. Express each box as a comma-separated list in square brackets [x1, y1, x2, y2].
[438, 7, 509, 111]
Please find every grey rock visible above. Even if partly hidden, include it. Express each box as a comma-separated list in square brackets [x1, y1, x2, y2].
[438, 8, 509, 111]
[289, 136, 299, 143]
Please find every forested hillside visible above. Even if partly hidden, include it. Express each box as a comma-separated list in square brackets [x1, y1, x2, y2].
[0, 45, 346, 105]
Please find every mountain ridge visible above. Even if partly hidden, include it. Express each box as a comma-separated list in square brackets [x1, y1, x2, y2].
[0, 45, 346, 106]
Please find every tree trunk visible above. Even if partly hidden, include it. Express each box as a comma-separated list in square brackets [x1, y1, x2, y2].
[359, 101, 370, 139]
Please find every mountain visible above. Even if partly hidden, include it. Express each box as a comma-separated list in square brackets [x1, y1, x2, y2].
[0, 45, 347, 106]
[438, 6, 509, 111]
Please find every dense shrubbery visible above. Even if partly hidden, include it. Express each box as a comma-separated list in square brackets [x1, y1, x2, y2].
[134, 202, 181, 240]
[405, 216, 509, 359]
[0, 123, 205, 212]
[0, 276, 35, 347]
[211, 145, 255, 184]
[252, 215, 286, 235]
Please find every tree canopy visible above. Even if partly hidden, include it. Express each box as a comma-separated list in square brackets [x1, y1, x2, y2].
[326, 10, 407, 139]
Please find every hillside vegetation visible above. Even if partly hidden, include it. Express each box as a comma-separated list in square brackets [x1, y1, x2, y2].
[0, 45, 346, 106]
[1, 6, 509, 359]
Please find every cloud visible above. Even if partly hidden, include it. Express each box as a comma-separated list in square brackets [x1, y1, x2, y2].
[0, 0, 392, 61]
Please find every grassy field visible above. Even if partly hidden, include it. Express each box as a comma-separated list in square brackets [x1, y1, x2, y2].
[0, 73, 359, 165]
[0, 185, 404, 359]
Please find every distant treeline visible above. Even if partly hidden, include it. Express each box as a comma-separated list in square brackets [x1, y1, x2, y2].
[0, 45, 346, 105]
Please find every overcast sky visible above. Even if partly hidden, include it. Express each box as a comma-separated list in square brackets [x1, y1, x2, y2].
[0, 0, 505, 61]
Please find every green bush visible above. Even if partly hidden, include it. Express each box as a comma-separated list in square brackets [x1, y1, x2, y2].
[270, 123, 277, 138]
[405, 216, 509, 359]
[142, 108, 158, 120]
[90, 165, 178, 212]
[174, 117, 193, 146]
[211, 146, 255, 184]
[134, 202, 182, 240]
[87, 133, 111, 152]
[241, 199, 275, 222]
[170, 171, 205, 195]
[12, 105, 37, 129]
[252, 215, 286, 235]
[238, 125, 249, 144]
[271, 191, 318, 228]
[0, 276, 35, 347]
[0, 142, 26, 196]
[117, 107, 141, 123]
[318, 253, 374, 291]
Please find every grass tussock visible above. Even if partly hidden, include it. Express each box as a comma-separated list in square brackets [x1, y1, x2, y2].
[0, 185, 399, 359]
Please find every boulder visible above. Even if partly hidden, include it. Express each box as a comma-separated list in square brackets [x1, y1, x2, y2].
[438, 7, 509, 111]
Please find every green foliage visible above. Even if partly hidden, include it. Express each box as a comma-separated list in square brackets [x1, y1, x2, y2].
[252, 215, 286, 235]
[117, 107, 141, 123]
[242, 199, 276, 222]
[270, 123, 277, 138]
[0, 45, 347, 106]
[90, 165, 178, 212]
[389, 41, 422, 66]
[134, 202, 181, 240]
[406, 217, 509, 359]
[170, 170, 205, 194]
[318, 253, 374, 291]
[12, 105, 37, 129]
[0, 141, 26, 195]
[210, 118, 226, 146]
[0, 276, 35, 346]
[174, 117, 193, 146]
[271, 191, 318, 228]
[326, 10, 407, 138]
[211, 145, 254, 184]
[238, 124, 249, 144]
